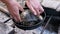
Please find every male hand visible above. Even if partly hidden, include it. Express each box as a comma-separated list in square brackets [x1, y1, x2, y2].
[26, 0, 44, 15]
[5, 0, 24, 22]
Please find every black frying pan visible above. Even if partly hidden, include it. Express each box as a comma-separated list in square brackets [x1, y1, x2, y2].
[12, 7, 46, 30]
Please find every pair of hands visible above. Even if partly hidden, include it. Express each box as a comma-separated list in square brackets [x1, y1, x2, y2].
[6, 0, 44, 22]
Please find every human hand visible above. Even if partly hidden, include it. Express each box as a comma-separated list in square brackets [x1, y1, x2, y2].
[26, 0, 44, 15]
[5, 0, 24, 22]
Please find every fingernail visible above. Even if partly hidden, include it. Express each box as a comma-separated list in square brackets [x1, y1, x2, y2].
[34, 12, 37, 15]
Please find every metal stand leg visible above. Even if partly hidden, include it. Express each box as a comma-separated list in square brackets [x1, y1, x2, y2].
[40, 16, 52, 34]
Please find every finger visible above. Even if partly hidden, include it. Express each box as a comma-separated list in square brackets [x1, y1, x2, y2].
[18, 4, 24, 12]
[38, 6, 44, 15]
[7, 5, 21, 22]
[26, 1, 37, 15]
[13, 9, 22, 22]
[39, 5, 44, 12]
[34, 7, 40, 15]
[10, 9, 21, 22]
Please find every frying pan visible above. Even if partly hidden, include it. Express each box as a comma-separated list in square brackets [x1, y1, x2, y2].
[0, 6, 46, 30]
[12, 7, 46, 30]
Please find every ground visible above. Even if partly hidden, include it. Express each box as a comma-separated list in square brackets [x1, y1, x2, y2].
[0, 0, 57, 34]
